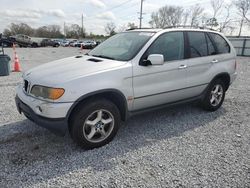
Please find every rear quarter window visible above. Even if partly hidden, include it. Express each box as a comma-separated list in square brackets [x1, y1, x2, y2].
[209, 33, 230, 54]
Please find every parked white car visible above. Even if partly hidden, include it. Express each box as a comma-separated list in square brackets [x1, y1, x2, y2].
[16, 28, 237, 149]
[61, 40, 70, 47]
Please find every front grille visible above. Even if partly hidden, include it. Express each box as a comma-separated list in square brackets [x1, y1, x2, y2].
[24, 80, 29, 93]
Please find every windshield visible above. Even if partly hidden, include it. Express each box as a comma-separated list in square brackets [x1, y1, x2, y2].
[88, 31, 155, 61]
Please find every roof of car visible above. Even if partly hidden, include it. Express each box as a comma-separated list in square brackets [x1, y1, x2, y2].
[126, 27, 220, 34]
[125, 28, 162, 32]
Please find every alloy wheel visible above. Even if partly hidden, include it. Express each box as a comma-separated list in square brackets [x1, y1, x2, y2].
[83, 109, 114, 143]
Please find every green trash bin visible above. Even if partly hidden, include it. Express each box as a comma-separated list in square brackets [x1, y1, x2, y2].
[0, 54, 11, 76]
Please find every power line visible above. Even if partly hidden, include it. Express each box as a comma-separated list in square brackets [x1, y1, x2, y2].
[110, 2, 141, 17]
[86, 0, 134, 20]
[105, 0, 134, 12]
[83, 1, 139, 23]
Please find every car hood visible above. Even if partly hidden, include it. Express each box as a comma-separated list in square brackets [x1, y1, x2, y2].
[24, 55, 126, 86]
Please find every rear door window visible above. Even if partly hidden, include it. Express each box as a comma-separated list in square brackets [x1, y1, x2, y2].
[209, 33, 230, 54]
[187, 32, 208, 58]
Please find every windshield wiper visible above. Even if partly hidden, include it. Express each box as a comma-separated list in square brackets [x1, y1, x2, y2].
[92, 54, 115, 60]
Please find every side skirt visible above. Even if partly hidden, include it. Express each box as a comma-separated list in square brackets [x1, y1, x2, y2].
[128, 95, 203, 117]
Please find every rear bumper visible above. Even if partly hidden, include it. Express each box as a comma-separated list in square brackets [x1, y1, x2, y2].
[15, 95, 68, 136]
[230, 72, 237, 84]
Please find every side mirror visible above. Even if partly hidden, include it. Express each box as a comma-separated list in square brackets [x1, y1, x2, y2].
[148, 54, 164, 65]
[140, 54, 164, 66]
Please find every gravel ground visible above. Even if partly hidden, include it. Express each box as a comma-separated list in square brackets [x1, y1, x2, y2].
[0, 47, 249, 188]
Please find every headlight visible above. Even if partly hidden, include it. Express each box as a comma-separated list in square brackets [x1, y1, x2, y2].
[30, 85, 65, 100]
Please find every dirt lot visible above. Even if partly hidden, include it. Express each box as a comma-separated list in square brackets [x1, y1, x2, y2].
[0, 47, 249, 187]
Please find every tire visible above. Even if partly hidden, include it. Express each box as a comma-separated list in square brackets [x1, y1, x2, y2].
[201, 79, 226, 111]
[70, 98, 121, 149]
[32, 43, 38, 48]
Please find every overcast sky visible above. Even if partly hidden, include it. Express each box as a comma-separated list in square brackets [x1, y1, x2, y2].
[0, 0, 248, 35]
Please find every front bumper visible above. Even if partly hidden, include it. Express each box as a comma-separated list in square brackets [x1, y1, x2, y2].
[16, 84, 72, 119]
[15, 95, 68, 136]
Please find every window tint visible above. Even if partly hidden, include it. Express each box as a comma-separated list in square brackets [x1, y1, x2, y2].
[147, 32, 184, 61]
[188, 32, 208, 57]
[206, 34, 216, 55]
[209, 33, 230, 54]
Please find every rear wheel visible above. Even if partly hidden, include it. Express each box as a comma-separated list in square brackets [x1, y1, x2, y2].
[201, 79, 226, 111]
[70, 98, 121, 149]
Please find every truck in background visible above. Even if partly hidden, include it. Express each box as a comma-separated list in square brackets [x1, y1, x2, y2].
[9, 34, 42, 47]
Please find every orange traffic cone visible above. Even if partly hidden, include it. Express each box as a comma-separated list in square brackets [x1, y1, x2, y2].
[13, 52, 21, 72]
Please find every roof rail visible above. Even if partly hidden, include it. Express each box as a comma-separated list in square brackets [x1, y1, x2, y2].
[163, 25, 216, 31]
[126, 27, 156, 31]
[126, 25, 217, 31]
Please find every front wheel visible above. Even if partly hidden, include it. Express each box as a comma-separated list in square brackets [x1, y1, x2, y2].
[201, 79, 226, 111]
[32, 43, 38, 48]
[70, 98, 121, 149]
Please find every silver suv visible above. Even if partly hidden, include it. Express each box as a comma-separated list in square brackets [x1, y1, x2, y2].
[16, 28, 237, 149]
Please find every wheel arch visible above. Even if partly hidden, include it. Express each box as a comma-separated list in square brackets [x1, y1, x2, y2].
[66, 89, 128, 130]
[211, 72, 231, 91]
[201, 72, 231, 100]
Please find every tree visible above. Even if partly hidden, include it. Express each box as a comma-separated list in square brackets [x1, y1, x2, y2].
[49, 25, 63, 38]
[65, 24, 85, 38]
[218, 4, 233, 32]
[189, 4, 204, 26]
[117, 24, 127, 32]
[35, 25, 63, 38]
[209, 0, 236, 34]
[211, 0, 224, 18]
[203, 0, 233, 33]
[127, 22, 138, 29]
[117, 22, 138, 32]
[235, 0, 250, 22]
[206, 18, 219, 28]
[88, 32, 105, 39]
[182, 10, 189, 26]
[3, 29, 12, 37]
[149, 5, 184, 28]
[235, 0, 250, 36]
[3, 23, 34, 36]
[105, 22, 116, 36]
[35, 26, 48, 37]
[206, 0, 224, 29]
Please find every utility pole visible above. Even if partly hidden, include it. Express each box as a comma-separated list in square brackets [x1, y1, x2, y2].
[64, 22, 66, 37]
[81, 14, 84, 38]
[139, 0, 145, 28]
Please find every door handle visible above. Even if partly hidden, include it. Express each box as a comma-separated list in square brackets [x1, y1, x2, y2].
[178, 64, 187, 69]
[211, 59, 219, 64]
